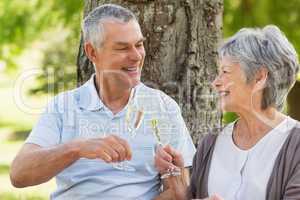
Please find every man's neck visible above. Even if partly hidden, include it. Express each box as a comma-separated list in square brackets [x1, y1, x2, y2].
[94, 76, 132, 114]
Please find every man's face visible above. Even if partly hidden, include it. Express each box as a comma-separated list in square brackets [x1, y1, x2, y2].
[93, 19, 145, 89]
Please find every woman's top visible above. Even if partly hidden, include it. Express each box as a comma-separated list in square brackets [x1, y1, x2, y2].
[208, 117, 296, 200]
[187, 118, 300, 200]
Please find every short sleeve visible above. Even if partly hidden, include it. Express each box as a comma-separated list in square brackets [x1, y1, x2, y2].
[25, 96, 62, 147]
[161, 93, 196, 168]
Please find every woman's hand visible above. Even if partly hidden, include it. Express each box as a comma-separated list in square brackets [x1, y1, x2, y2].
[154, 145, 186, 200]
[154, 144, 184, 173]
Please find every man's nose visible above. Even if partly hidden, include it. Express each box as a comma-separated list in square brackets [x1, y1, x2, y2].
[129, 47, 143, 61]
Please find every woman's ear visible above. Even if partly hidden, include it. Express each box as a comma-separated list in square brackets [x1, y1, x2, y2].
[84, 42, 97, 63]
[254, 67, 268, 91]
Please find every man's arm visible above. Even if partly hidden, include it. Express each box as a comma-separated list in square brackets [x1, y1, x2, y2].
[10, 135, 131, 188]
[10, 142, 80, 187]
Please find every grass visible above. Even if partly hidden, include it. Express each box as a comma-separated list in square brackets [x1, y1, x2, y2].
[0, 141, 55, 200]
[0, 192, 47, 200]
[0, 76, 41, 131]
[0, 72, 55, 199]
[0, 73, 50, 138]
[0, 164, 9, 175]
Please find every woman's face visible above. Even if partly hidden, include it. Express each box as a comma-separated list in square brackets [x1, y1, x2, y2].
[212, 56, 257, 113]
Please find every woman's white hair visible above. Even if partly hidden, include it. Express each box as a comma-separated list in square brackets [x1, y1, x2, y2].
[219, 25, 299, 110]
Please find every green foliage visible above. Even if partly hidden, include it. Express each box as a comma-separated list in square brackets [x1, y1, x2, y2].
[222, 112, 238, 124]
[29, 29, 79, 94]
[0, 0, 84, 71]
[224, 0, 300, 55]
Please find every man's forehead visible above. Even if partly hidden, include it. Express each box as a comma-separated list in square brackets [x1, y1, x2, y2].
[102, 19, 141, 31]
[113, 37, 146, 45]
[102, 19, 143, 43]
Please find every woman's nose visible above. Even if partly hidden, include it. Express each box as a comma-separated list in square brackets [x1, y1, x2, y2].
[212, 75, 221, 90]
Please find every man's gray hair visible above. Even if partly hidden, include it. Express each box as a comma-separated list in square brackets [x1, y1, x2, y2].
[82, 4, 137, 48]
[219, 25, 299, 110]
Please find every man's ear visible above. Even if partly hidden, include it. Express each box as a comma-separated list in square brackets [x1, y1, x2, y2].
[84, 42, 97, 63]
[254, 67, 268, 90]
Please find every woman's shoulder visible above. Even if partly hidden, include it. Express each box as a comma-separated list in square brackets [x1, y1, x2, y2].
[287, 118, 300, 139]
[280, 118, 300, 153]
[196, 130, 221, 159]
[197, 133, 218, 148]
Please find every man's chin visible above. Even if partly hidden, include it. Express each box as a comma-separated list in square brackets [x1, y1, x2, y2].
[118, 78, 140, 90]
[129, 79, 141, 88]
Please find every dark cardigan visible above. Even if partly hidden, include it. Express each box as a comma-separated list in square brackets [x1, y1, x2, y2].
[187, 124, 300, 200]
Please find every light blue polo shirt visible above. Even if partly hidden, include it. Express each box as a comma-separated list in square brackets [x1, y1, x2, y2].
[26, 75, 196, 200]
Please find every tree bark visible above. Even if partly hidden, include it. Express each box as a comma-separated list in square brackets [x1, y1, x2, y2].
[77, 0, 223, 144]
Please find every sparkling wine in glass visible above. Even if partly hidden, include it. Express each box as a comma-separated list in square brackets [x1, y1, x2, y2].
[112, 104, 144, 172]
[151, 115, 181, 178]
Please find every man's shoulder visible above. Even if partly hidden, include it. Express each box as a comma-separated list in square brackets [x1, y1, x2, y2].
[138, 83, 178, 103]
[137, 83, 163, 95]
[137, 83, 180, 112]
[47, 87, 80, 113]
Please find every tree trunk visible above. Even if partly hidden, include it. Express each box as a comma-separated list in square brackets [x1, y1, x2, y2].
[77, 0, 223, 144]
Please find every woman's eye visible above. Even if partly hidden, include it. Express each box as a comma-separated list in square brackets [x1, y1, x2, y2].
[136, 43, 143, 48]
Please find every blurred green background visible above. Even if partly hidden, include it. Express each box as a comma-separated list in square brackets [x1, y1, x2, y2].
[0, 0, 300, 199]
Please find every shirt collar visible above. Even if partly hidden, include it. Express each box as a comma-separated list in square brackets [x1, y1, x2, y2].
[78, 74, 104, 111]
[78, 74, 143, 112]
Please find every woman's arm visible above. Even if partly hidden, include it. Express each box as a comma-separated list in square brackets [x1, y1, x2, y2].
[283, 159, 300, 199]
[154, 145, 189, 200]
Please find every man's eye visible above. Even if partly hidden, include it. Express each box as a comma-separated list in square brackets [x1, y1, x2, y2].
[115, 47, 128, 50]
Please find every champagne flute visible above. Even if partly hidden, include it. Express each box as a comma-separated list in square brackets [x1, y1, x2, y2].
[112, 103, 144, 172]
[151, 114, 181, 178]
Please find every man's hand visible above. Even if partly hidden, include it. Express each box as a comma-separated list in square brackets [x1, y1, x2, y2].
[77, 135, 132, 163]
[10, 134, 132, 187]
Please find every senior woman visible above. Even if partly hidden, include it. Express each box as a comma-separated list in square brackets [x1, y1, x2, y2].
[155, 25, 300, 200]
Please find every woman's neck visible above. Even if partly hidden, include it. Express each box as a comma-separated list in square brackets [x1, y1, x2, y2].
[233, 107, 286, 150]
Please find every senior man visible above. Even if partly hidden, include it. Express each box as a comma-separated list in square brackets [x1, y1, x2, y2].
[10, 4, 196, 200]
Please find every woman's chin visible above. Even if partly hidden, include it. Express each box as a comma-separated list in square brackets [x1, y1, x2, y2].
[219, 101, 227, 111]
[220, 103, 234, 113]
